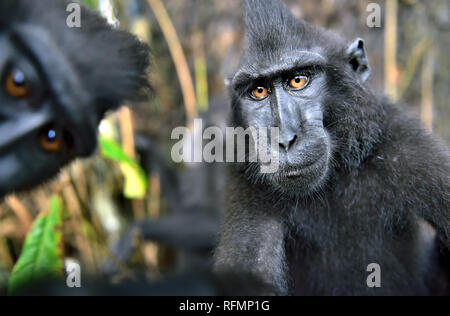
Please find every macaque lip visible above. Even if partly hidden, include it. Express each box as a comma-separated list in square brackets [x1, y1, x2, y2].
[283, 155, 326, 178]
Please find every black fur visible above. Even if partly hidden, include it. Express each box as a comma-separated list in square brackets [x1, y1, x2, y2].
[215, 0, 449, 295]
[0, 0, 149, 197]
[2, 0, 149, 111]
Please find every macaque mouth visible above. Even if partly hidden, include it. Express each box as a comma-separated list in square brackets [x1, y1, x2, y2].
[285, 170, 306, 178]
[282, 155, 327, 178]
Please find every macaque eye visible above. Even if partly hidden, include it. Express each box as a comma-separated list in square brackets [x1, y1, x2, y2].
[4, 68, 30, 98]
[251, 86, 269, 100]
[39, 126, 62, 152]
[289, 75, 309, 89]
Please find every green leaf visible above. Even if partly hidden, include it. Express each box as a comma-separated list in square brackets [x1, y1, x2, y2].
[8, 196, 64, 295]
[99, 136, 148, 199]
[81, 0, 98, 10]
[195, 56, 209, 111]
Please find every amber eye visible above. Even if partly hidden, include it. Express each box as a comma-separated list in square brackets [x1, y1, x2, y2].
[289, 75, 308, 89]
[4, 68, 29, 98]
[251, 86, 269, 100]
[39, 127, 62, 152]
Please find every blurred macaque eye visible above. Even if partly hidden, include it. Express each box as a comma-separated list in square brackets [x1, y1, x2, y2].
[4, 68, 30, 98]
[289, 75, 309, 89]
[39, 126, 62, 152]
[251, 86, 269, 100]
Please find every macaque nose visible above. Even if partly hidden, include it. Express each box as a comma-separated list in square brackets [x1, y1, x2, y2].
[279, 134, 297, 151]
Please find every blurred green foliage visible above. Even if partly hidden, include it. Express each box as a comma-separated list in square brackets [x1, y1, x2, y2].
[99, 136, 148, 199]
[8, 196, 64, 295]
[81, 0, 98, 10]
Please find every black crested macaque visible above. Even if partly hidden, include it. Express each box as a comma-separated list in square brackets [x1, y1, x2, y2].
[0, 0, 149, 198]
[214, 0, 449, 295]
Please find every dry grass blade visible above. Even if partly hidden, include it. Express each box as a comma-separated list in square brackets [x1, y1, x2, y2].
[147, 0, 198, 125]
[5, 196, 33, 233]
[421, 49, 435, 132]
[385, 0, 398, 100]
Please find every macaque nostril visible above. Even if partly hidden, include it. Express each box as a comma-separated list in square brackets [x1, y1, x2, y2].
[289, 135, 298, 148]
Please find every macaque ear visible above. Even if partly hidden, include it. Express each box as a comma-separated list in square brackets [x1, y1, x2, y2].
[346, 38, 371, 82]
